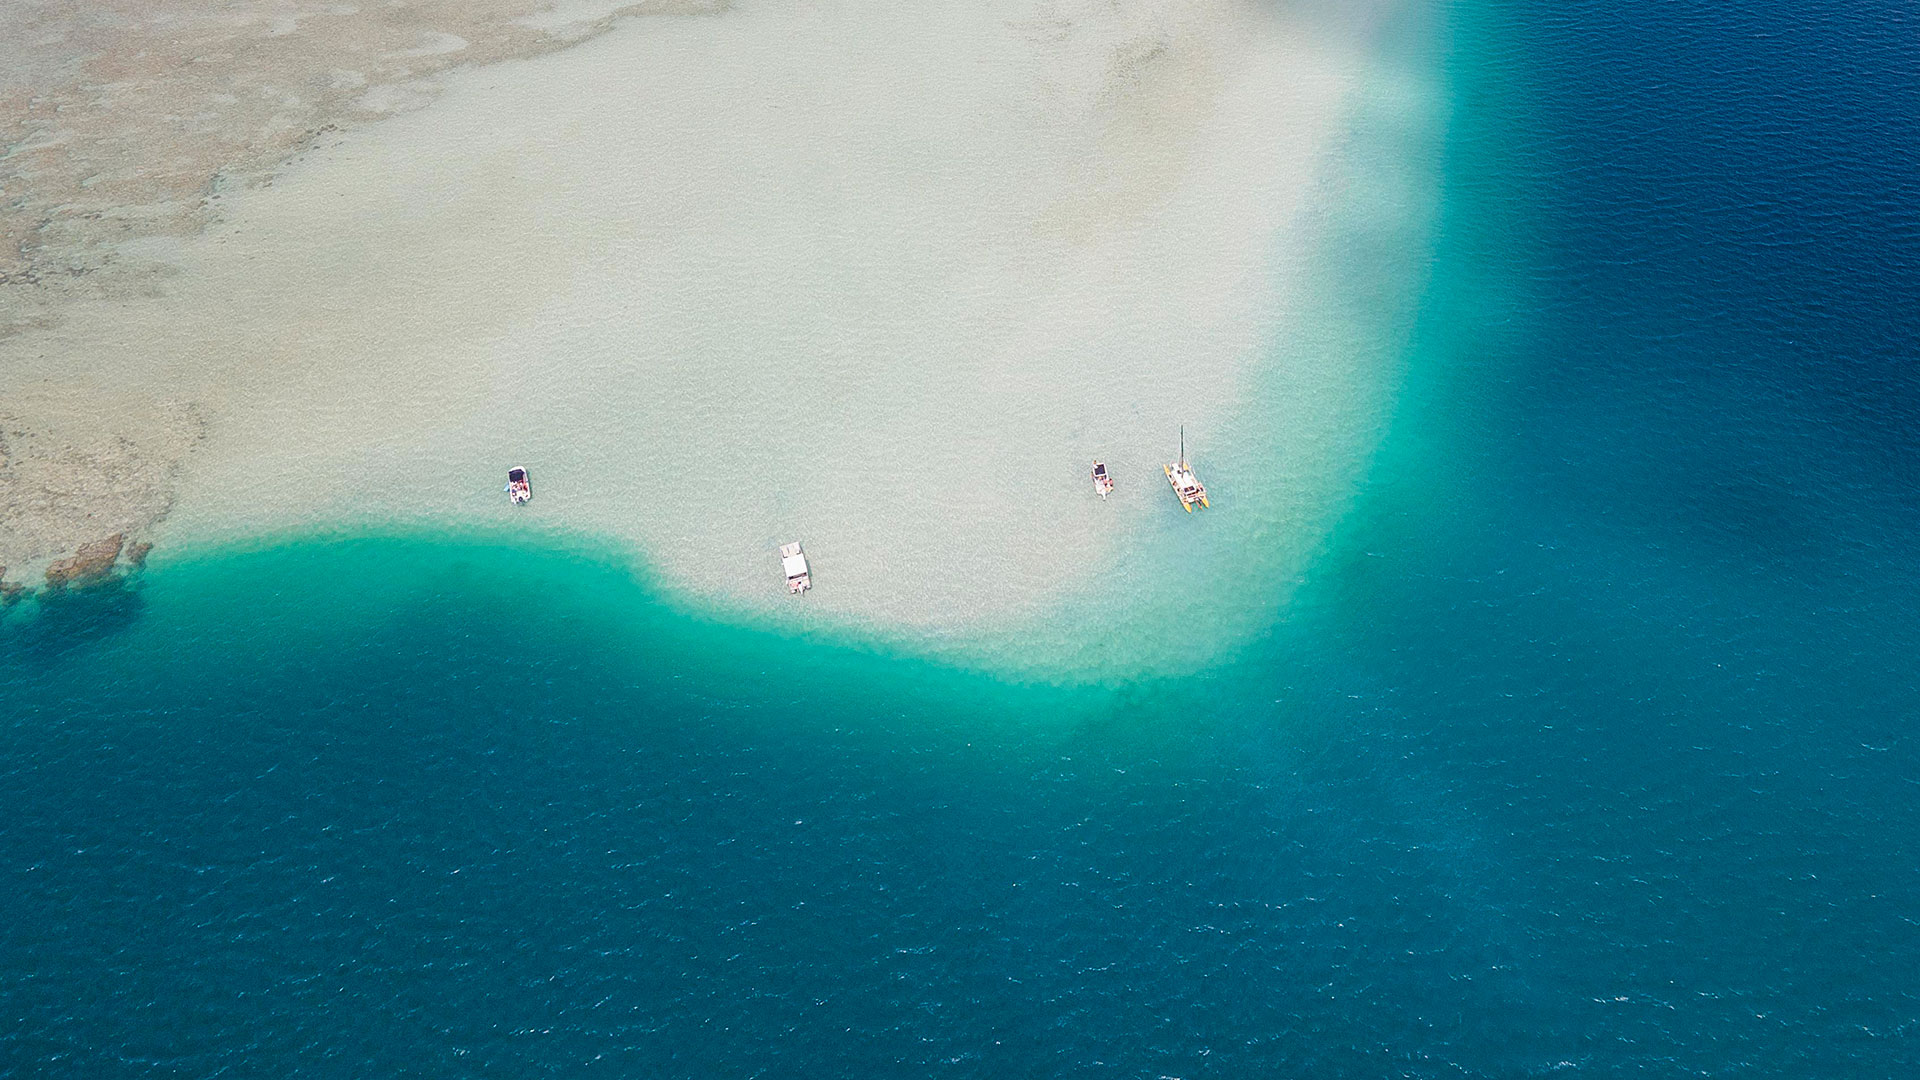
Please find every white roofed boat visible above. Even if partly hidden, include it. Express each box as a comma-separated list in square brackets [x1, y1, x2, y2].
[780, 541, 811, 593]
[505, 466, 532, 505]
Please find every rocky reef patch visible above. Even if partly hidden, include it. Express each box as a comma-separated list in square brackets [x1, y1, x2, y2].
[0, 0, 725, 585]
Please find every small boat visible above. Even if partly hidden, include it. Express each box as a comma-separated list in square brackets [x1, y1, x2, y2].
[1092, 461, 1114, 498]
[780, 541, 811, 593]
[1165, 427, 1209, 512]
[505, 466, 532, 505]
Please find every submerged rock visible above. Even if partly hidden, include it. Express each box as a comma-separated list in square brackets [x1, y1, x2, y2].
[45, 533, 126, 588]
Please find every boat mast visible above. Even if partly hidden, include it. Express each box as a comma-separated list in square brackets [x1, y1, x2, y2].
[1179, 425, 1186, 468]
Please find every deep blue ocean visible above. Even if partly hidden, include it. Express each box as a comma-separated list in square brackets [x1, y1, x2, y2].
[5, 1, 1918, 1075]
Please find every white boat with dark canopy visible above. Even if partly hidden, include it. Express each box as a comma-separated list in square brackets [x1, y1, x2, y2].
[780, 541, 811, 593]
[1091, 461, 1114, 498]
[505, 466, 532, 505]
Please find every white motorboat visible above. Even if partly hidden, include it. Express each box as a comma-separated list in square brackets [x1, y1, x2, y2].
[1092, 461, 1114, 497]
[780, 541, 811, 593]
[505, 466, 532, 505]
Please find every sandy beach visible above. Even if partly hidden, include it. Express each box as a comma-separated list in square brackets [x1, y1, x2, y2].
[1, 0, 1442, 676]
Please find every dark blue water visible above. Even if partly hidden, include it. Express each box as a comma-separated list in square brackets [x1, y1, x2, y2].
[6, 1, 1918, 1075]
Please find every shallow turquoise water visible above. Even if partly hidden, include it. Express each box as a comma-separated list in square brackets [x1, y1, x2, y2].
[6, 0, 1920, 1075]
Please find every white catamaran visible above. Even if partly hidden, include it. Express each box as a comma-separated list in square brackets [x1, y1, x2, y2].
[1164, 428, 1209, 512]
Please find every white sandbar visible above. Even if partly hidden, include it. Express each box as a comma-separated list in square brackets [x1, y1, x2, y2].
[0, 0, 1443, 679]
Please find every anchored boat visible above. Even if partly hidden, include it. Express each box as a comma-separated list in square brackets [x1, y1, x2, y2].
[1092, 461, 1114, 498]
[505, 466, 532, 505]
[780, 541, 811, 594]
[1165, 428, 1209, 511]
